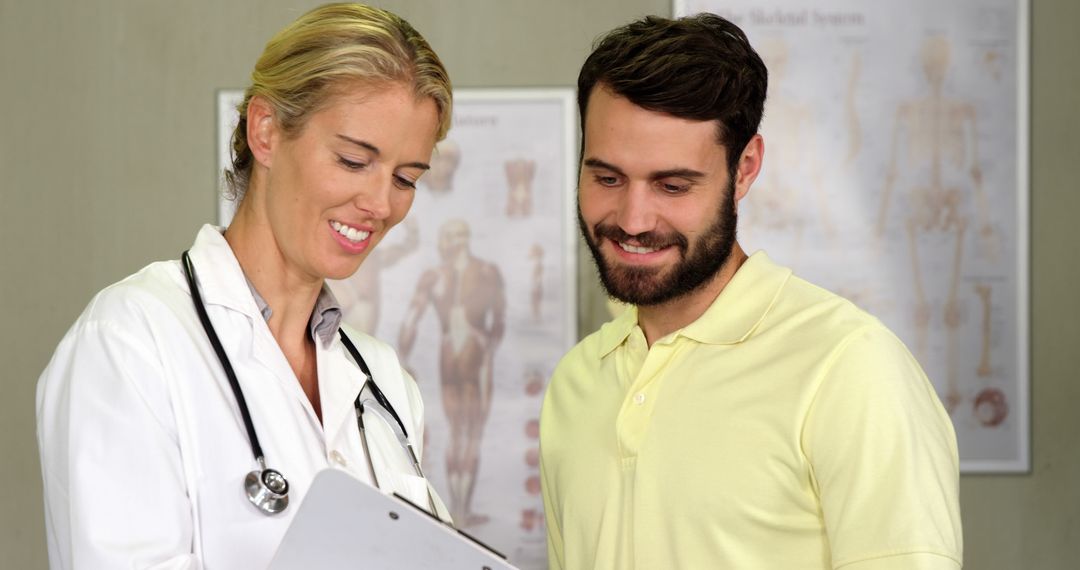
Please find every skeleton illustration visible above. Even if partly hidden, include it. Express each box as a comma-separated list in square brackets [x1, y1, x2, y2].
[972, 283, 1008, 427]
[743, 37, 839, 255]
[975, 283, 993, 378]
[876, 35, 993, 414]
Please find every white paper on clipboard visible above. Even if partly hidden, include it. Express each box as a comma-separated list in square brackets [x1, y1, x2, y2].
[268, 469, 518, 570]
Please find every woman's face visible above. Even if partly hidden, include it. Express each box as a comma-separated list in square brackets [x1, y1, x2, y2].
[258, 83, 439, 282]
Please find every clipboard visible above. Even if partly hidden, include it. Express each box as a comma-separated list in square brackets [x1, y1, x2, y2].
[268, 469, 518, 570]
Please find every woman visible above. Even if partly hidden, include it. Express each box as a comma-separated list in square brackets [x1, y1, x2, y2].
[36, 4, 452, 568]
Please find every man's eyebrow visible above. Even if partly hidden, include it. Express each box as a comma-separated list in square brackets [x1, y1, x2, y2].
[584, 158, 706, 181]
[336, 134, 430, 170]
[651, 168, 706, 180]
[583, 158, 626, 176]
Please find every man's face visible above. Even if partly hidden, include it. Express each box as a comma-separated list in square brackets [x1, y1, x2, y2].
[577, 86, 738, 306]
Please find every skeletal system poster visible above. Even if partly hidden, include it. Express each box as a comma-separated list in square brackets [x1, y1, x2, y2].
[219, 89, 577, 567]
[676, 0, 1029, 471]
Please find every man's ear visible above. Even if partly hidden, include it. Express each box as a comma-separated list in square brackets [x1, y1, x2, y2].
[733, 134, 764, 204]
[247, 96, 277, 168]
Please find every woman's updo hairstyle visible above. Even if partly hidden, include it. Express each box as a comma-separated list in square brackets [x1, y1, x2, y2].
[224, 3, 452, 200]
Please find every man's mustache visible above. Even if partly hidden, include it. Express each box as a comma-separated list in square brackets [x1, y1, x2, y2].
[592, 223, 688, 252]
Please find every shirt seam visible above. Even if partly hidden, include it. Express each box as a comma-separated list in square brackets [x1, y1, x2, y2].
[799, 322, 879, 455]
[834, 548, 961, 568]
[800, 323, 959, 570]
[61, 318, 178, 445]
[798, 321, 884, 508]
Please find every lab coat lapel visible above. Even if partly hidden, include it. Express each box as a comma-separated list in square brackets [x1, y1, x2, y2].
[343, 333, 412, 429]
[248, 323, 323, 423]
[318, 339, 365, 447]
[185, 225, 263, 318]
[187, 224, 322, 428]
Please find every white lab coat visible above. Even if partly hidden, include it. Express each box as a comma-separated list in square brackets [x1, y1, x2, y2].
[37, 224, 449, 569]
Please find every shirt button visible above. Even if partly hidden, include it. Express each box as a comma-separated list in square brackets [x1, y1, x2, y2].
[330, 450, 348, 467]
[634, 392, 646, 405]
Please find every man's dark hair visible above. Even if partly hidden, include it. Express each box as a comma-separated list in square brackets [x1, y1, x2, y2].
[577, 14, 768, 176]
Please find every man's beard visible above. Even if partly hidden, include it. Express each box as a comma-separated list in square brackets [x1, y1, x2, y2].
[579, 189, 737, 307]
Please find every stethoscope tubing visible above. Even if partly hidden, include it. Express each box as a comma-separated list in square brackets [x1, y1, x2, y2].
[181, 249, 418, 517]
[182, 251, 266, 464]
[338, 329, 409, 438]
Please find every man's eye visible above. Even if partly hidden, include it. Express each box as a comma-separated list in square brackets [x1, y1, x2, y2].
[660, 182, 689, 194]
[338, 156, 367, 171]
[594, 175, 619, 186]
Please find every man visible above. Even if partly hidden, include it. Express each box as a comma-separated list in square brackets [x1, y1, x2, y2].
[539, 14, 962, 569]
[399, 218, 506, 526]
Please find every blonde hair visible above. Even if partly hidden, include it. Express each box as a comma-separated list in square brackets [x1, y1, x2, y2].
[225, 3, 452, 200]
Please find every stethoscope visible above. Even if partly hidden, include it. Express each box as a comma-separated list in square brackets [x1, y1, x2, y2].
[181, 251, 440, 518]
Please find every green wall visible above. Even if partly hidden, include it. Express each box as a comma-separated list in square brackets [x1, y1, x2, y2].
[1, 1, 1076, 567]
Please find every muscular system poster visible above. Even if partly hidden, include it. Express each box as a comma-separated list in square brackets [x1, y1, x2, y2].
[219, 88, 577, 567]
[676, 0, 1029, 472]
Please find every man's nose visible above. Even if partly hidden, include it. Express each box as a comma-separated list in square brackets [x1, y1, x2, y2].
[614, 183, 657, 237]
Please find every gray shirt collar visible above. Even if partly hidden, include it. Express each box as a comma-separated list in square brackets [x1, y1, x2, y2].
[244, 278, 344, 349]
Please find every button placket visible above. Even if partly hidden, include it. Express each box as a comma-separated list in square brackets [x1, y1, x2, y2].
[615, 342, 671, 457]
[330, 450, 348, 467]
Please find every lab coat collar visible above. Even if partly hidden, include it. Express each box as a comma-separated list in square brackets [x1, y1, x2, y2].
[185, 224, 265, 320]
[186, 225, 367, 439]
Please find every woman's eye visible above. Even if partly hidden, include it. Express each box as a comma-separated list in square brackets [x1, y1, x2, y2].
[393, 175, 417, 190]
[338, 156, 367, 171]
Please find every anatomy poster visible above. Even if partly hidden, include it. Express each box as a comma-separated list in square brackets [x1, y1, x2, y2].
[218, 89, 577, 567]
[677, 0, 1029, 471]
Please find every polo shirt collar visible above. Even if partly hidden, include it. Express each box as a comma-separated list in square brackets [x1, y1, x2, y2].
[597, 303, 640, 358]
[595, 251, 791, 357]
[680, 251, 791, 345]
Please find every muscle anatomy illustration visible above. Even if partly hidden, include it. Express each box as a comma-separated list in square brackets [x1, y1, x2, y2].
[398, 219, 507, 525]
[505, 158, 537, 217]
[328, 218, 419, 334]
[423, 140, 462, 194]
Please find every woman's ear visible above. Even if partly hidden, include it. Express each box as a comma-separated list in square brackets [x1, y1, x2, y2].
[247, 96, 277, 168]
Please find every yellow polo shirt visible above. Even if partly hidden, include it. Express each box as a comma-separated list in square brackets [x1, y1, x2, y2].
[540, 252, 962, 569]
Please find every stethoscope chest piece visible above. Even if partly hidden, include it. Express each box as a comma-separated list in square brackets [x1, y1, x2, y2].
[245, 466, 289, 514]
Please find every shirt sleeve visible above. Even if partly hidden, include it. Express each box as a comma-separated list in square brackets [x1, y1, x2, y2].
[37, 318, 199, 570]
[801, 324, 962, 570]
